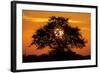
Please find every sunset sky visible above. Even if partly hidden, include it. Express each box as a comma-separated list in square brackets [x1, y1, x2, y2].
[22, 10, 91, 56]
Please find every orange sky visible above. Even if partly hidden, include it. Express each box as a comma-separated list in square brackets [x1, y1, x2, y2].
[22, 10, 91, 56]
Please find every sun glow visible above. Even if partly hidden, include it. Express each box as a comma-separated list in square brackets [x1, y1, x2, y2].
[54, 28, 64, 39]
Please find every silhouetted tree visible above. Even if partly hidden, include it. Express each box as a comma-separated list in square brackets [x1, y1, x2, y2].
[30, 16, 86, 55]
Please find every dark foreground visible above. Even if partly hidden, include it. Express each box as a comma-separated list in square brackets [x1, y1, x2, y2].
[23, 50, 90, 63]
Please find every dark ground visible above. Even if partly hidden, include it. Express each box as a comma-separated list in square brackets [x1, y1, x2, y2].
[23, 50, 90, 63]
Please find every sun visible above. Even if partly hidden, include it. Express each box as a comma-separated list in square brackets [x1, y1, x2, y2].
[54, 28, 64, 39]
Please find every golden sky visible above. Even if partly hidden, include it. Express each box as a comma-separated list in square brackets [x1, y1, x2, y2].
[22, 10, 91, 56]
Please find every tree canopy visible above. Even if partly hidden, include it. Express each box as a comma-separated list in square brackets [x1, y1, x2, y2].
[30, 16, 86, 53]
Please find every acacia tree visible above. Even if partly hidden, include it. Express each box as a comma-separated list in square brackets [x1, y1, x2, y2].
[30, 16, 86, 54]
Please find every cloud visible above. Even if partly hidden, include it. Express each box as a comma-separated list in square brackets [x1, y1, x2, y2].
[23, 15, 83, 24]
